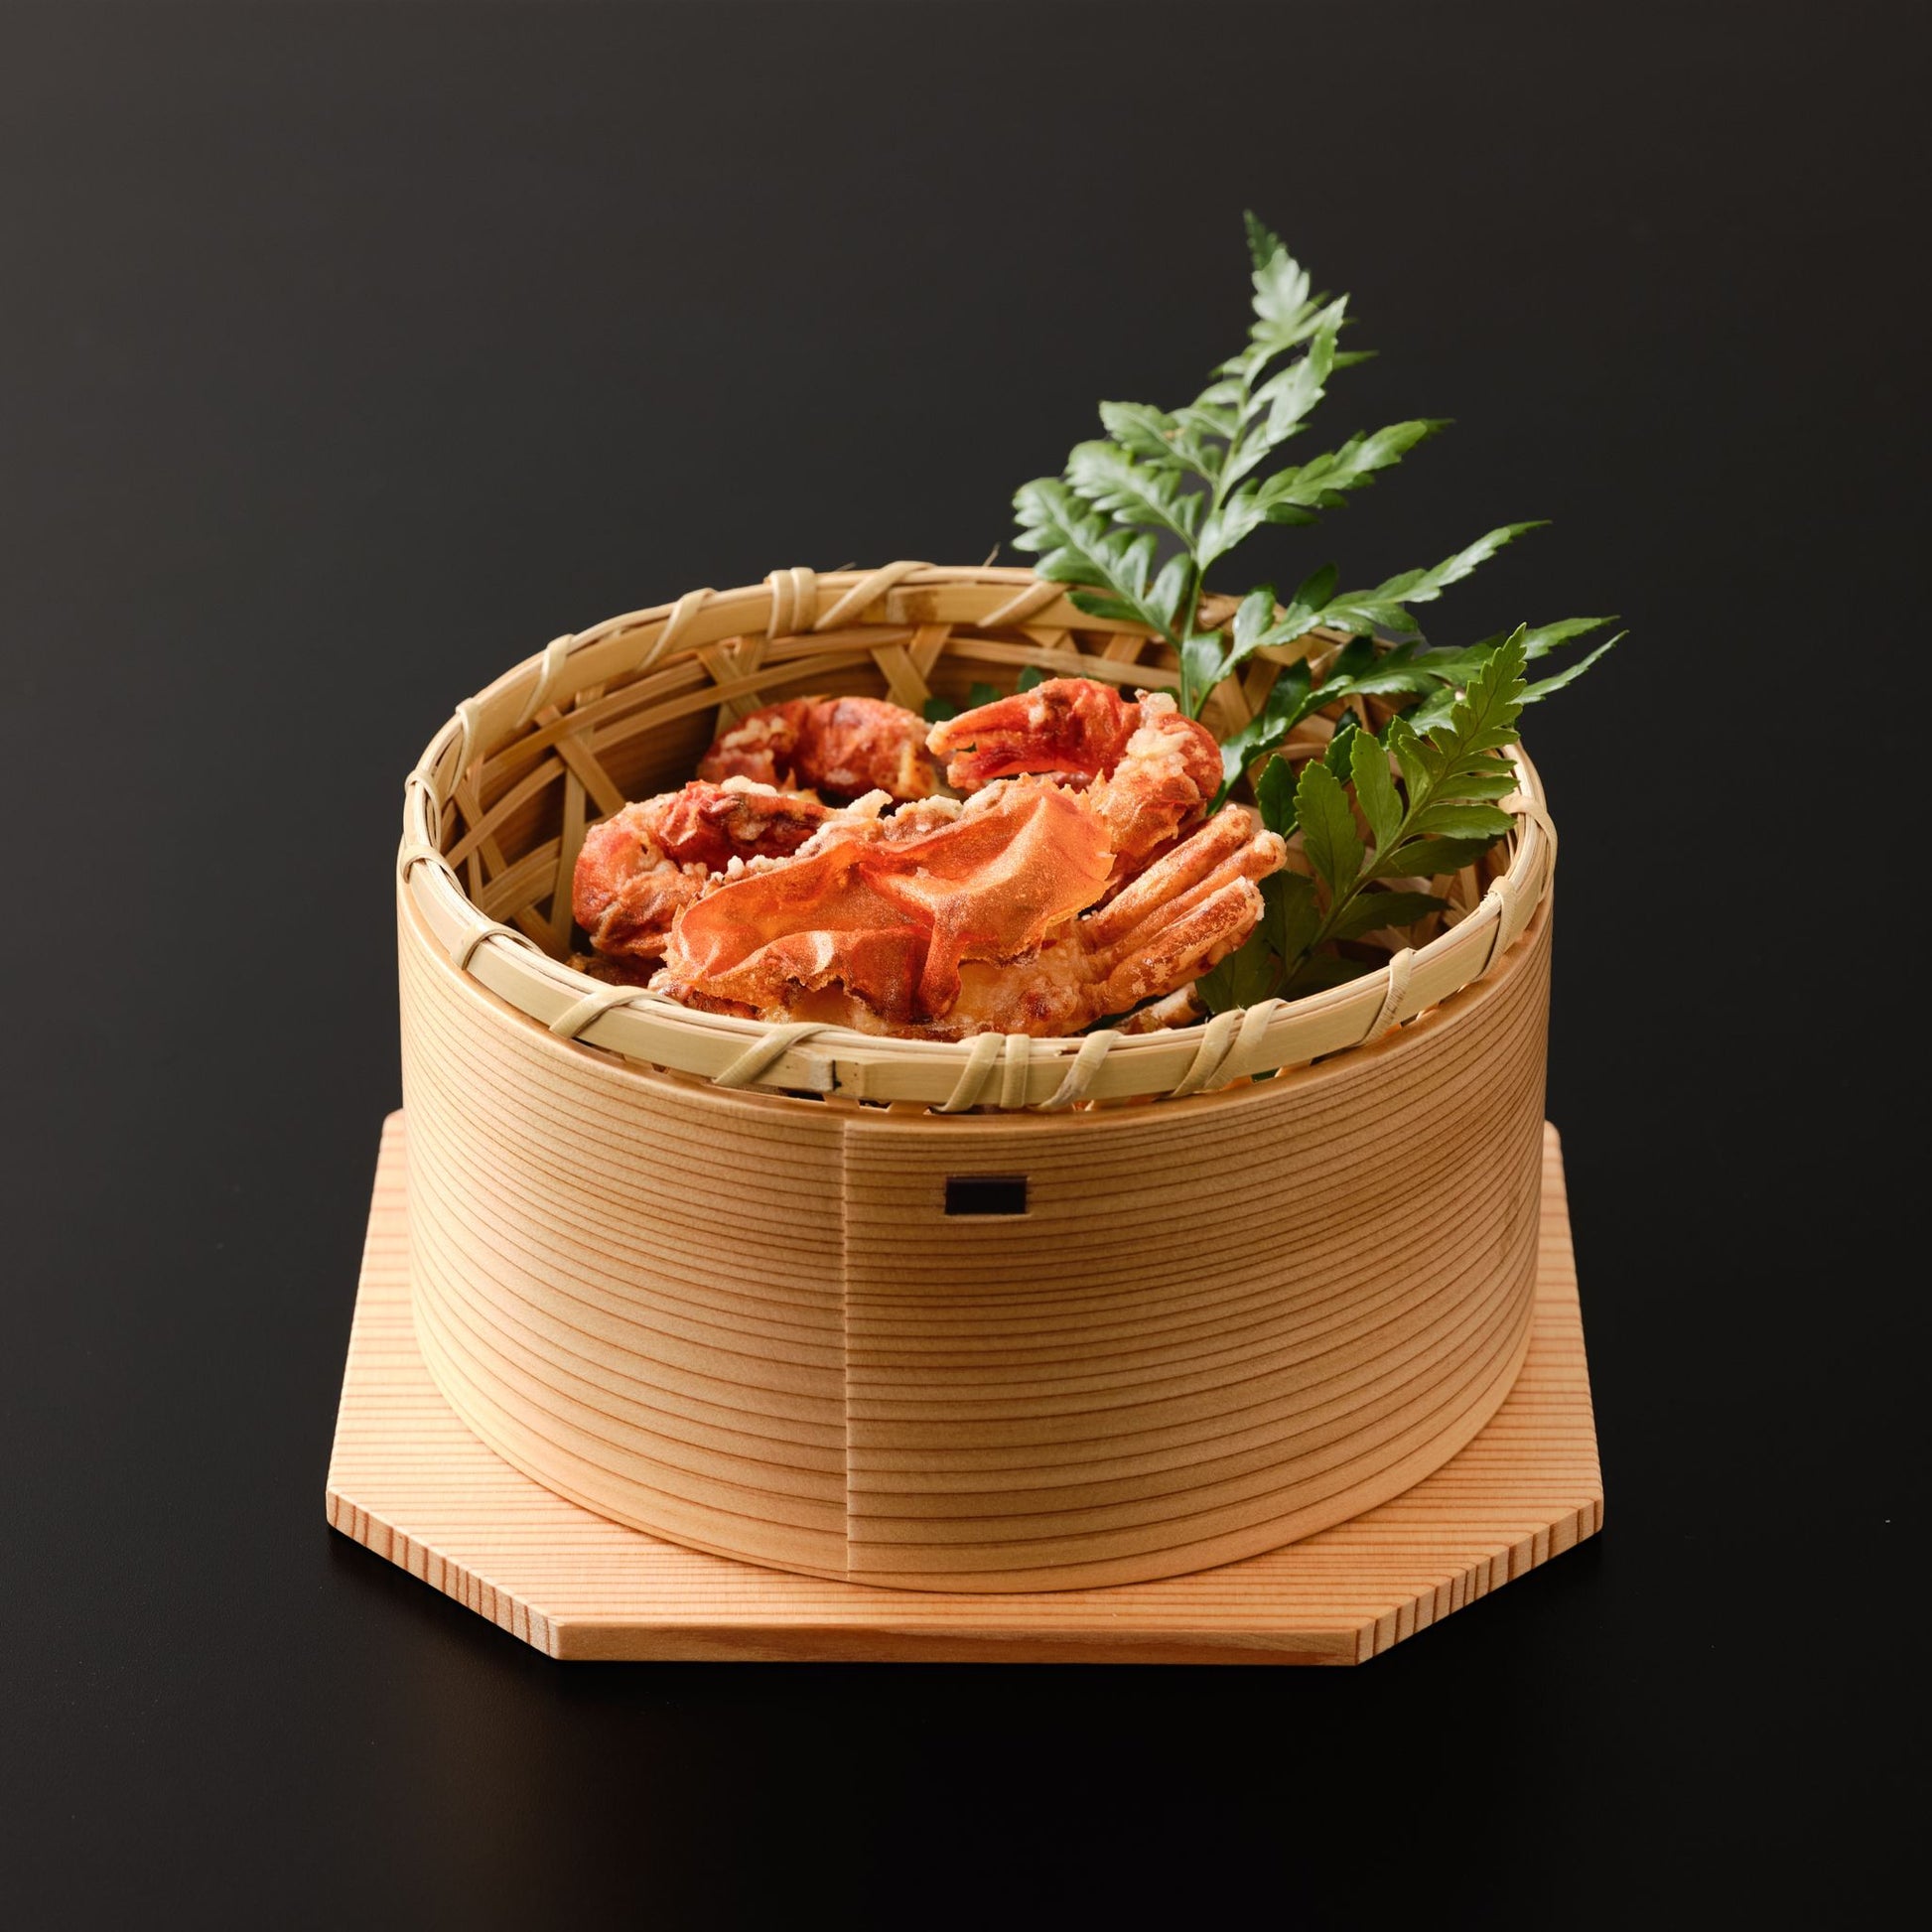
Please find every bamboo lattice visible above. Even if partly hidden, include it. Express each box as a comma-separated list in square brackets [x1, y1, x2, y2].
[398, 564, 1557, 1109]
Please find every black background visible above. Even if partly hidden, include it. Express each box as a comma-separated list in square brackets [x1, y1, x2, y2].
[3, 3, 1923, 1924]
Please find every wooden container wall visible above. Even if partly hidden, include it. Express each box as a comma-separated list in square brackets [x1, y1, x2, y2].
[397, 879, 1552, 1592]
[394, 565, 1560, 1590]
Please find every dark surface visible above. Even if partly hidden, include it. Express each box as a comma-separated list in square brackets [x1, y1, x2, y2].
[2, 3, 1921, 1923]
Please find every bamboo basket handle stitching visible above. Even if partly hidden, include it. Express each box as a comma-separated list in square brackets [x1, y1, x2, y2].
[1471, 789, 1557, 978]
[549, 983, 653, 1041]
[397, 840, 455, 884]
[402, 768, 450, 851]
[815, 560, 929, 631]
[1035, 1030, 1121, 1111]
[635, 588, 715, 678]
[765, 566, 819, 638]
[978, 577, 1065, 629]
[1169, 1009, 1245, 1099]
[998, 1034, 1033, 1110]
[513, 634, 577, 730]
[713, 1023, 833, 1090]
[403, 766, 442, 817]
[448, 919, 544, 972]
[935, 1034, 1005, 1113]
[453, 698, 479, 780]
[1504, 787, 1559, 886]
[1360, 949, 1416, 1044]
[1478, 877, 1516, 977]
[1207, 998, 1289, 1088]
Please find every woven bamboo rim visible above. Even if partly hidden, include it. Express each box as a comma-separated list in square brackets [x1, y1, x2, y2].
[398, 564, 1556, 1109]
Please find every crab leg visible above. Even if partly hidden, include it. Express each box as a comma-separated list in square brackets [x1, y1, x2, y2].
[1089, 876, 1268, 1015]
[1082, 806, 1283, 949]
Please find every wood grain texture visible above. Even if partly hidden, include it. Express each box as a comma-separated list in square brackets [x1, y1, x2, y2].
[399, 874, 1552, 1589]
[326, 1113, 1601, 1662]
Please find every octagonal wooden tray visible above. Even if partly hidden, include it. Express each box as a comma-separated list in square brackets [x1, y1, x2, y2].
[326, 1114, 1599, 1662]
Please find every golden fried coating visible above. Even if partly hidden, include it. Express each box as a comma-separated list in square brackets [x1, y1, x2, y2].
[652, 779, 1285, 1039]
[572, 779, 835, 963]
[697, 696, 933, 801]
[926, 679, 1222, 873]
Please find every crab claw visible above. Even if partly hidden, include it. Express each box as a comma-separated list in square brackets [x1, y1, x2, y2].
[1077, 805, 1287, 1010]
[926, 678, 1222, 875]
[925, 677, 1140, 788]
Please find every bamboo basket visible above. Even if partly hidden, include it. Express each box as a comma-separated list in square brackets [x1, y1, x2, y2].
[397, 562, 1558, 1591]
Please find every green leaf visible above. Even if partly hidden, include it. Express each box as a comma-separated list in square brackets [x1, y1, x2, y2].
[1268, 868, 1320, 964]
[1329, 890, 1450, 941]
[1350, 728, 1402, 849]
[1395, 625, 1535, 751]
[1439, 623, 1530, 762]
[1240, 213, 1326, 369]
[1296, 759, 1362, 900]
[1013, 479, 1183, 644]
[921, 694, 958, 724]
[1323, 714, 1360, 778]
[1252, 417, 1447, 520]
[1521, 632, 1624, 704]
[1230, 586, 1280, 658]
[1218, 303, 1347, 494]
[1403, 686, 1459, 735]
[967, 682, 1000, 709]
[1218, 660, 1318, 789]
[1434, 759, 1521, 801]
[1254, 754, 1298, 837]
[1405, 802, 1517, 840]
[1010, 217, 1618, 877]
[1065, 440, 1202, 543]
[1218, 668, 1319, 788]
[1213, 567, 1337, 693]
[1319, 522, 1546, 635]
[1386, 714, 1437, 794]
[1196, 926, 1281, 1013]
[1146, 554, 1192, 633]
[1217, 564, 1345, 678]
[1371, 835, 1500, 880]
[1166, 374, 1244, 481]
[1332, 657, 1446, 703]
[1415, 616, 1617, 682]
[1097, 400, 1182, 465]
[1015, 663, 1048, 692]
[1322, 633, 1376, 687]
[1284, 952, 1378, 997]
[1245, 208, 1288, 274]
[1179, 633, 1230, 718]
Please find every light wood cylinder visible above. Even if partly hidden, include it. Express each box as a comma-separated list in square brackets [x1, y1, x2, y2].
[395, 565, 1557, 1590]
[398, 880, 1550, 1591]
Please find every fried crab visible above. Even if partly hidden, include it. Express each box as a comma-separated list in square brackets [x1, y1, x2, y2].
[571, 778, 838, 965]
[653, 780, 1283, 1038]
[697, 695, 934, 802]
[572, 679, 1282, 1038]
[926, 678, 1222, 876]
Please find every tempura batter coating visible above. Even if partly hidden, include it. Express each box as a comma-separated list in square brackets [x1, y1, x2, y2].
[698, 696, 933, 801]
[926, 679, 1222, 872]
[572, 779, 836, 962]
